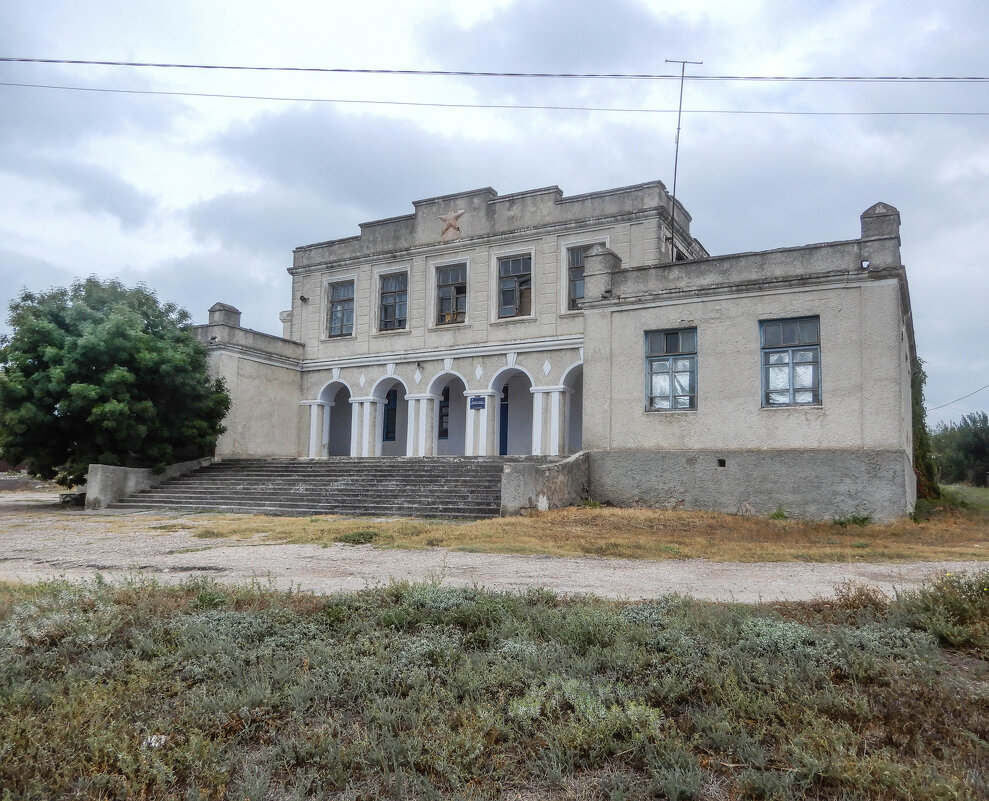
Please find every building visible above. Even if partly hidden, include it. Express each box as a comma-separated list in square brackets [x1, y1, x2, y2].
[196, 181, 917, 520]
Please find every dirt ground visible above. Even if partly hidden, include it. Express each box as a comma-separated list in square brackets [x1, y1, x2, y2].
[1, 490, 985, 603]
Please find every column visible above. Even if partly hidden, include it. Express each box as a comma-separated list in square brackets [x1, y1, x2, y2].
[348, 397, 380, 457]
[299, 400, 327, 459]
[463, 390, 498, 456]
[405, 393, 440, 457]
[321, 401, 333, 458]
[530, 386, 569, 457]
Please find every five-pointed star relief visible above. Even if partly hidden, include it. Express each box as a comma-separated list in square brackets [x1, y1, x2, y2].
[437, 205, 466, 239]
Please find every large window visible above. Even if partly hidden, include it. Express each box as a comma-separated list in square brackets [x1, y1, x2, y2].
[646, 328, 697, 410]
[761, 316, 821, 406]
[379, 272, 408, 331]
[566, 245, 594, 310]
[436, 263, 466, 325]
[498, 255, 531, 318]
[325, 281, 354, 337]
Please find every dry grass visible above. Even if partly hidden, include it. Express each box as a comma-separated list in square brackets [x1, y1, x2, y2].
[189, 495, 989, 563]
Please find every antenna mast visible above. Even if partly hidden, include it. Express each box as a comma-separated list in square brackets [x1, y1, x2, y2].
[665, 59, 702, 264]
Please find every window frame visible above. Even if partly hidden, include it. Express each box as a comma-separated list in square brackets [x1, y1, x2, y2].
[382, 388, 398, 442]
[435, 262, 467, 326]
[645, 327, 698, 412]
[437, 386, 451, 439]
[759, 316, 822, 407]
[324, 279, 355, 338]
[559, 234, 608, 316]
[496, 253, 533, 319]
[378, 270, 409, 332]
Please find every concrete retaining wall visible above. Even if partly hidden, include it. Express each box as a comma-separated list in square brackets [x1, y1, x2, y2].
[501, 452, 590, 514]
[587, 449, 913, 521]
[85, 457, 213, 510]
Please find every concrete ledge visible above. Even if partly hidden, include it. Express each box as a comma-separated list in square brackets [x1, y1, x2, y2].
[501, 452, 590, 514]
[586, 448, 914, 522]
[84, 457, 214, 510]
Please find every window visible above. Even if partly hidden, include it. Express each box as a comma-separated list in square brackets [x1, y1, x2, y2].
[438, 386, 450, 439]
[379, 272, 408, 331]
[646, 328, 697, 410]
[498, 255, 531, 318]
[436, 263, 466, 325]
[325, 281, 354, 337]
[566, 245, 594, 310]
[382, 388, 398, 441]
[760, 316, 821, 406]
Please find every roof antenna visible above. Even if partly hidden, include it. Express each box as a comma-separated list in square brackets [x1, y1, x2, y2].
[665, 59, 702, 264]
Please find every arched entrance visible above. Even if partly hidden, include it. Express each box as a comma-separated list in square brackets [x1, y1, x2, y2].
[562, 363, 583, 454]
[318, 381, 353, 457]
[491, 368, 534, 456]
[429, 373, 468, 456]
[372, 376, 409, 456]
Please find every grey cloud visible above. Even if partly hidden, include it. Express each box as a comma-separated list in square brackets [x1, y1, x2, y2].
[3, 156, 156, 229]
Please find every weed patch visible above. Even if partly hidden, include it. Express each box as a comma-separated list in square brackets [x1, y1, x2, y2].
[0, 572, 986, 798]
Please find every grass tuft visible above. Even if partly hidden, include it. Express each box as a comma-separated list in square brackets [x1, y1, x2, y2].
[0, 571, 986, 798]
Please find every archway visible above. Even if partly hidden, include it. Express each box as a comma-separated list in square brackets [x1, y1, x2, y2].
[371, 376, 409, 456]
[429, 373, 468, 456]
[562, 363, 583, 454]
[491, 368, 534, 456]
[318, 381, 353, 457]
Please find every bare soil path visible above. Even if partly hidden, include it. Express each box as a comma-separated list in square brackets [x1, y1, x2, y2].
[0, 491, 984, 602]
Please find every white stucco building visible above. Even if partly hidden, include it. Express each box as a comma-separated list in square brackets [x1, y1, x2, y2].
[197, 180, 917, 520]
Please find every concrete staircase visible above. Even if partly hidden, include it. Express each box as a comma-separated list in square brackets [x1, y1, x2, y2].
[107, 457, 505, 519]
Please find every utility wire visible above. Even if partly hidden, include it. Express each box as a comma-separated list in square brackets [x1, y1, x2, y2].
[3, 57, 989, 82]
[926, 383, 989, 412]
[3, 81, 989, 116]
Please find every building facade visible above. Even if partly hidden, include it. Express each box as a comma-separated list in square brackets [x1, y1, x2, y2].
[197, 181, 917, 520]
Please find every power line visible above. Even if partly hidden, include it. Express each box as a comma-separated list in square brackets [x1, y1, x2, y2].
[3, 57, 989, 83]
[3, 81, 989, 116]
[926, 383, 989, 412]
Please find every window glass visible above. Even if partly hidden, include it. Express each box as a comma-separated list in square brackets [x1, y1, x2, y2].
[760, 317, 821, 406]
[646, 327, 697, 410]
[436, 263, 467, 325]
[379, 272, 408, 331]
[498, 255, 532, 318]
[326, 281, 355, 337]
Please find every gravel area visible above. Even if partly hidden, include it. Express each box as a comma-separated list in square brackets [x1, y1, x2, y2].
[0, 491, 984, 603]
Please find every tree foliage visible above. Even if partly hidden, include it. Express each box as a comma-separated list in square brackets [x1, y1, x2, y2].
[0, 278, 229, 487]
[931, 411, 989, 487]
[911, 358, 940, 499]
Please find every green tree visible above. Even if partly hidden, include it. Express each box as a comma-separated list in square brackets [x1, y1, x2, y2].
[931, 411, 989, 487]
[0, 277, 229, 487]
[912, 358, 940, 499]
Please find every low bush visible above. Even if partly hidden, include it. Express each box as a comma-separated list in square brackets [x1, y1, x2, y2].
[0, 572, 986, 799]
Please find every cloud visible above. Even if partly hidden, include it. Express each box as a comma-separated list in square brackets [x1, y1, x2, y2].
[4, 156, 156, 229]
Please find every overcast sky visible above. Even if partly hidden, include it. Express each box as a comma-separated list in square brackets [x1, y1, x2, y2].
[1, 0, 986, 426]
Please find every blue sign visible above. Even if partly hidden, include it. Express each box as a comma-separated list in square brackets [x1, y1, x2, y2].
[469, 396, 486, 410]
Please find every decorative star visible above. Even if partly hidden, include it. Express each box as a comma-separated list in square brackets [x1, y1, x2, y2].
[437, 205, 466, 239]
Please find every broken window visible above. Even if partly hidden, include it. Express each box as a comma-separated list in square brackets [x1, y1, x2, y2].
[326, 281, 354, 337]
[379, 272, 408, 331]
[760, 316, 821, 406]
[436, 264, 467, 325]
[498, 255, 531, 318]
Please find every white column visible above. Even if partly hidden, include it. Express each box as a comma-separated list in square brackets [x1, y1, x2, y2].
[464, 390, 498, 456]
[530, 386, 569, 457]
[349, 397, 380, 457]
[405, 393, 440, 457]
[530, 388, 544, 456]
[300, 400, 326, 459]
[321, 401, 333, 458]
[349, 398, 361, 457]
[405, 396, 417, 456]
